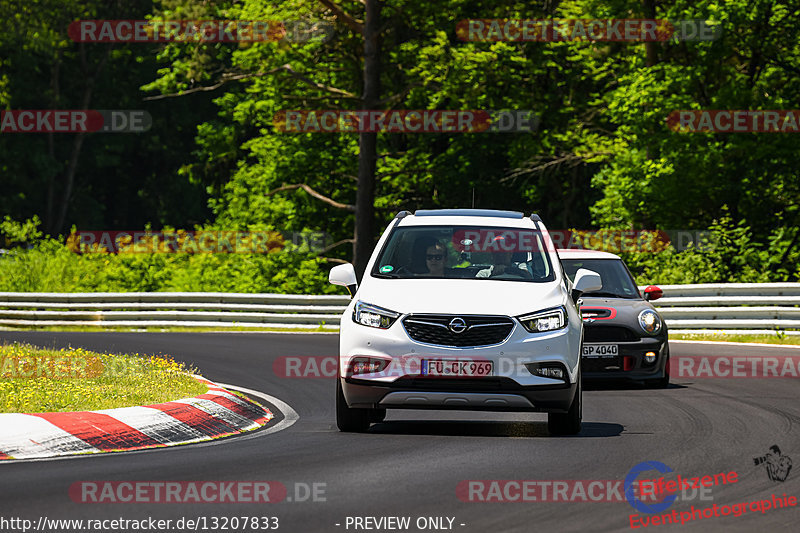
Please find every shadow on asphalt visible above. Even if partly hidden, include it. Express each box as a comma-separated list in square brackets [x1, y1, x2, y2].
[584, 380, 688, 391]
[365, 420, 624, 438]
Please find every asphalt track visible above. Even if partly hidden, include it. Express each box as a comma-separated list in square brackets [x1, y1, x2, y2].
[0, 331, 798, 533]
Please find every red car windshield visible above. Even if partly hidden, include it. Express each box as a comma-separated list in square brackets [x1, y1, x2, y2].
[560, 258, 640, 299]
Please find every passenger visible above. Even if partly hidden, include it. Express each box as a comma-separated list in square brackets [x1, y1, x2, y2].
[476, 236, 527, 278]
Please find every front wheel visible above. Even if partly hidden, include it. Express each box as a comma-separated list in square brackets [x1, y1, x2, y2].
[336, 379, 371, 432]
[548, 373, 582, 436]
[369, 408, 387, 423]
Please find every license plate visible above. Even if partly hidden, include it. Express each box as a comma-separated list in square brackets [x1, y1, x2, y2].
[582, 344, 619, 358]
[421, 359, 493, 377]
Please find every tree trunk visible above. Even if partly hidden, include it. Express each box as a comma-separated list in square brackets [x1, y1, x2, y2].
[53, 44, 111, 235]
[353, 0, 381, 280]
[45, 55, 60, 235]
[642, 0, 657, 68]
[641, 0, 658, 162]
[53, 132, 88, 235]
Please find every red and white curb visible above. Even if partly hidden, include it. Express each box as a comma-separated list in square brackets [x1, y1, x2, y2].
[0, 376, 273, 460]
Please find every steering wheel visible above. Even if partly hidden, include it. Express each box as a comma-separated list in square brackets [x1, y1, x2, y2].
[394, 266, 414, 277]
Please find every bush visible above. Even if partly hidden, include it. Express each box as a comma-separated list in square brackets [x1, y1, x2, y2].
[2, 214, 797, 292]
[620, 214, 800, 284]
[0, 218, 338, 294]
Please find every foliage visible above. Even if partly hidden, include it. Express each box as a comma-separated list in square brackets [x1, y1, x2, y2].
[621, 212, 800, 284]
[0, 219, 336, 293]
[0, 0, 215, 233]
[2, 0, 800, 289]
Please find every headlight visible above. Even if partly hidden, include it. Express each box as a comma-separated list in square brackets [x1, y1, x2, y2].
[518, 306, 566, 333]
[352, 300, 400, 329]
[638, 309, 662, 335]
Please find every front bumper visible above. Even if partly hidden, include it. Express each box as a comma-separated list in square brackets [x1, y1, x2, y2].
[342, 376, 577, 413]
[582, 336, 668, 381]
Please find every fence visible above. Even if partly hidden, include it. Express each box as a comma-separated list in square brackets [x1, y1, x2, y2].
[644, 283, 800, 336]
[0, 283, 798, 335]
[0, 292, 348, 330]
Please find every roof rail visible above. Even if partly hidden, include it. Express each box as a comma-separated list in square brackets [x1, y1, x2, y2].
[414, 209, 524, 219]
[394, 210, 411, 219]
[530, 214, 542, 222]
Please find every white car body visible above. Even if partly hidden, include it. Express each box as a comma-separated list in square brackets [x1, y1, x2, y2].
[329, 209, 601, 434]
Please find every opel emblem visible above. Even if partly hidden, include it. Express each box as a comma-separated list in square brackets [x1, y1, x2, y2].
[449, 317, 467, 333]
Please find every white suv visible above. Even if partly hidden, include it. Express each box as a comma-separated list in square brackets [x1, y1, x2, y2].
[329, 209, 601, 435]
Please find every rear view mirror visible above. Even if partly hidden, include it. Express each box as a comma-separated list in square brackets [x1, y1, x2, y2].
[572, 268, 602, 302]
[643, 285, 663, 301]
[329, 263, 358, 297]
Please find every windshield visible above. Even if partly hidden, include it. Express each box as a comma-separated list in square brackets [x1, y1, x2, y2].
[560, 258, 640, 299]
[370, 225, 555, 282]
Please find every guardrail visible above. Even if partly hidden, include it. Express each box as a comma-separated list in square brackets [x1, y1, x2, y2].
[0, 284, 798, 334]
[647, 283, 800, 335]
[0, 292, 349, 330]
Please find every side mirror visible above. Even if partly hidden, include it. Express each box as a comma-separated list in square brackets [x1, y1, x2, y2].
[572, 268, 602, 302]
[643, 285, 663, 301]
[329, 263, 358, 297]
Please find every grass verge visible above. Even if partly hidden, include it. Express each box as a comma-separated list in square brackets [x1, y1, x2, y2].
[0, 325, 337, 334]
[0, 342, 208, 413]
[670, 333, 800, 345]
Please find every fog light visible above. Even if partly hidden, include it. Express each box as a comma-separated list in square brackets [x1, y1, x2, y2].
[644, 351, 656, 363]
[348, 357, 390, 376]
[536, 367, 564, 379]
[525, 362, 568, 381]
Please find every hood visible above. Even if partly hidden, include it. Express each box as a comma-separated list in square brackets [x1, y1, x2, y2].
[579, 296, 663, 330]
[355, 277, 565, 316]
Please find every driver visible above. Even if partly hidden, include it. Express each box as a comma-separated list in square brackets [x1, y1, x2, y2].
[422, 241, 447, 277]
[410, 237, 450, 277]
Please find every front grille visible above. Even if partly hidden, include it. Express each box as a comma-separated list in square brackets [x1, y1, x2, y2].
[584, 325, 640, 342]
[583, 356, 622, 373]
[402, 314, 514, 347]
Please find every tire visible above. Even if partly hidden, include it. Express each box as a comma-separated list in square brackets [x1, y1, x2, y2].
[369, 408, 387, 423]
[548, 372, 582, 436]
[336, 378, 371, 432]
